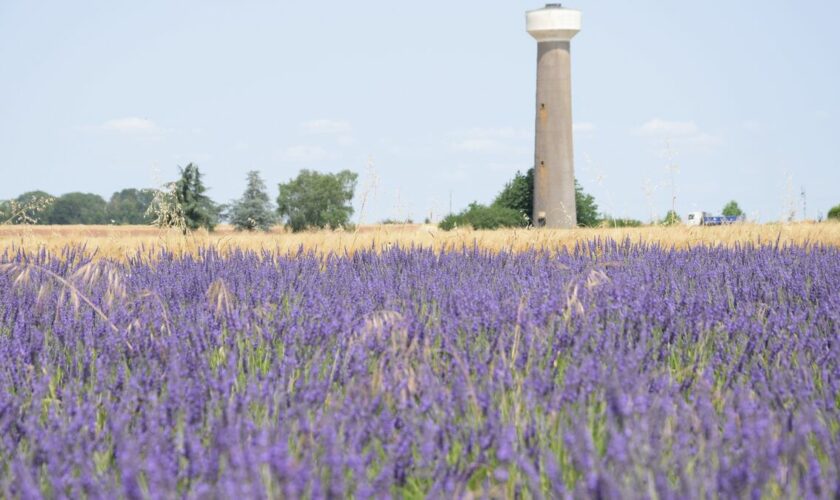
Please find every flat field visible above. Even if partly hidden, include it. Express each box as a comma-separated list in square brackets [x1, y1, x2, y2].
[1, 225, 839, 497]
[1, 222, 839, 259]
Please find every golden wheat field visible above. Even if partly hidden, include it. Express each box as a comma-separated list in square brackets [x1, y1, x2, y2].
[1, 222, 839, 260]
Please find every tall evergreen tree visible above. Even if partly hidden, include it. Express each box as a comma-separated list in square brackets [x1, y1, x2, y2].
[174, 163, 218, 232]
[229, 171, 275, 231]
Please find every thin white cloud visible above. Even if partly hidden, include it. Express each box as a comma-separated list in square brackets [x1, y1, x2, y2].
[635, 118, 722, 151]
[450, 127, 530, 154]
[277, 145, 336, 163]
[102, 117, 159, 135]
[301, 119, 352, 135]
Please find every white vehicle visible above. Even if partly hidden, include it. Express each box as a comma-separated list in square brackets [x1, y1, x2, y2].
[686, 211, 745, 226]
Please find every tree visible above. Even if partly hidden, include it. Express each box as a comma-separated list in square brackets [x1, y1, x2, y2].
[439, 203, 527, 231]
[229, 171, 276, 231]
[493, 169, 533, 220]
[493, 168, 599, 227]
[828, 204, 840, 221]
[722, 200, 745, 218]
[277, 169, 358, 232]
[49, 193, 108, 224]
[107, 188, 155, 224]
[575, 180, 599, 227]
[662, 210, 682, 226]
[1, 191, 55, 225]
[174, 163, 219, 232]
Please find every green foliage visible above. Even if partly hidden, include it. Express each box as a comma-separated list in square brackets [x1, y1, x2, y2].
[439, 203, 528, 231]
[493, 168, 600, 227]
[229, 171, 276, 232]
[662, 210, 682, 226]
[1, 191, 55, 225]
[575, 180, 599, 227]
[49, 193, 108, 224]
[827, 204, 840, 221]
[493, 169, 533, 219]
[174, 163, 219, 232]
[277, 169, 358, 232]
[722, 200, 745, 218]
[600, 216, 644, 228]
[107, 188, 155, 225]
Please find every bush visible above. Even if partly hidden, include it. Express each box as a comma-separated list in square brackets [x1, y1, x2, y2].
[828, 204, 840, 221]
[600, 217, 643, 228]
[439, 203, 528, 231]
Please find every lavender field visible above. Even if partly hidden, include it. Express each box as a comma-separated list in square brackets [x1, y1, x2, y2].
[1, 241, 839, 498]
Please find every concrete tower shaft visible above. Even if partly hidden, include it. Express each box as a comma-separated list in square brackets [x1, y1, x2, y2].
[527, 5, 580, 228]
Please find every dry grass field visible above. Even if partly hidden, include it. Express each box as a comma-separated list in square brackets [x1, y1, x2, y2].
[1, 222, 839, 260]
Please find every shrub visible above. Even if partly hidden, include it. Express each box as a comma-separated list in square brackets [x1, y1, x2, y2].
[828, 204, 840, 221]
[439, 203, 528, 231]
[600, 217, 643, 228]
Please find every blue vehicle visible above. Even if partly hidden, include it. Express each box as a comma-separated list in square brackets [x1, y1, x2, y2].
[686, 211, 745, 226]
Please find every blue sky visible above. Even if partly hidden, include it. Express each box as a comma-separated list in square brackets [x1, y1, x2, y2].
[1, 1, 838, 223]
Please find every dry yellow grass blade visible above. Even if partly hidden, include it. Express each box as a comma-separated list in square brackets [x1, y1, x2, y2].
[0, 222, 839, 261]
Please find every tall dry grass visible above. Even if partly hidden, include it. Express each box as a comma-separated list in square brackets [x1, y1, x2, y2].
[1, 223, 839, 261]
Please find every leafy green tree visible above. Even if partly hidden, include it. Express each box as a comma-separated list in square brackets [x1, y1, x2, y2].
[493, 169, 533, 219]
[575, 180, 599, 227]
[493, 168, 599, 227]
[229, 171, 276, 232]
[439, 202, 527, 231]
[107, 188, 155, 224]
[174, 163, 219, 232]
[1, 191, 55, 225]
[722, 200, 745, 218]
[277, 169, 358, 232]
[662, 210, 682, 226]
[828, 204, 840, 221]
[49, 193, 108, 224]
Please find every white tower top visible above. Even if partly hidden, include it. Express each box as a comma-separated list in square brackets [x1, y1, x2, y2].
[526, 4, 581, 42]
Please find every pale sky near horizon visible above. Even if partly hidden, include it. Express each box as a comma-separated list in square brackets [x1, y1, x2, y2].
[1, 1, 838, 223]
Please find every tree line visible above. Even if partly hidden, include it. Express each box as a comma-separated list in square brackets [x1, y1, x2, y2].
[0, 164, 358, 233]
[5, 162, 831, 231]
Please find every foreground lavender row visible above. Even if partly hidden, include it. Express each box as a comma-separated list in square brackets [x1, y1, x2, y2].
[0, 242, 838, 498]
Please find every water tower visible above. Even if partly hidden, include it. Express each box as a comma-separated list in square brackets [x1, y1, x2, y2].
[527, 4, 581, 228]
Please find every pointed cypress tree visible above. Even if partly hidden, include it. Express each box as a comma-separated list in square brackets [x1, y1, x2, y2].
[230, 171, 276, 231]
[174, 163, 218, 232]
